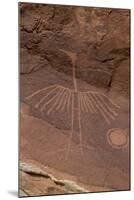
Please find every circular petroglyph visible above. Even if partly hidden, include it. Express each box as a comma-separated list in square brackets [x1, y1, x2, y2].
[107, 128, 128, 149]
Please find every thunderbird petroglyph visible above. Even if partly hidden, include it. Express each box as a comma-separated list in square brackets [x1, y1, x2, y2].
[24, 49, 120, 159]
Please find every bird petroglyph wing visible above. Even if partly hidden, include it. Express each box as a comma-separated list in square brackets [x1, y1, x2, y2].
[79, 91, 120, 125]
[24, 85, 73, 115]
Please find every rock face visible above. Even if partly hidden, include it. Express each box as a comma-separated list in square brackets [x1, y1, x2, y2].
[20, 3, 130, 96]
[19, 161, 89, 197]
[20, 109, 129, 196]
[19, 2, 130, 197]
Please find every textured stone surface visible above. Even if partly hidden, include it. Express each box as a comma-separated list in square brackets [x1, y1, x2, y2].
[20, 104, 129, 194]
[19, 3, 130, 96]
[19, 161, 90, 197]
[19, 3, 130, 196]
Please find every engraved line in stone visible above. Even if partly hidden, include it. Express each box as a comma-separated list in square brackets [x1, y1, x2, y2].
[56, 87, 68, 110]
[65, 93, 74, 159]
[59, 49, 77, 92]
[35, 86, 60, 108]
[86, 91, 120, 109]
[98, 93, 120, 110]
[40, 88, 64, 112]
[82, 94, 94, 113]
[56, 89, 67, 110]
[47, 88, 65, 112]
[90, 94, 110, 124]
[92, 94, 116, 121]
[46, 88, 63, 115]
[25, 85, 57, 100]
[91, 93, 113, 122]
[98, 95, 118, 117]
[79, 93, 84, 111]
[67, 91, 72, 112]
[83, 93, 94, 113]
[79, 94, 85, 111]
[61, 90, 70, 111]
[81, 93, 88, 112]
[85, 93, 97, 113]
[86, 93, 98, 113]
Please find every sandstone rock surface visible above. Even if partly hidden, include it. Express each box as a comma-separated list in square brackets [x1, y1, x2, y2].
[19, 3, 130, 196]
